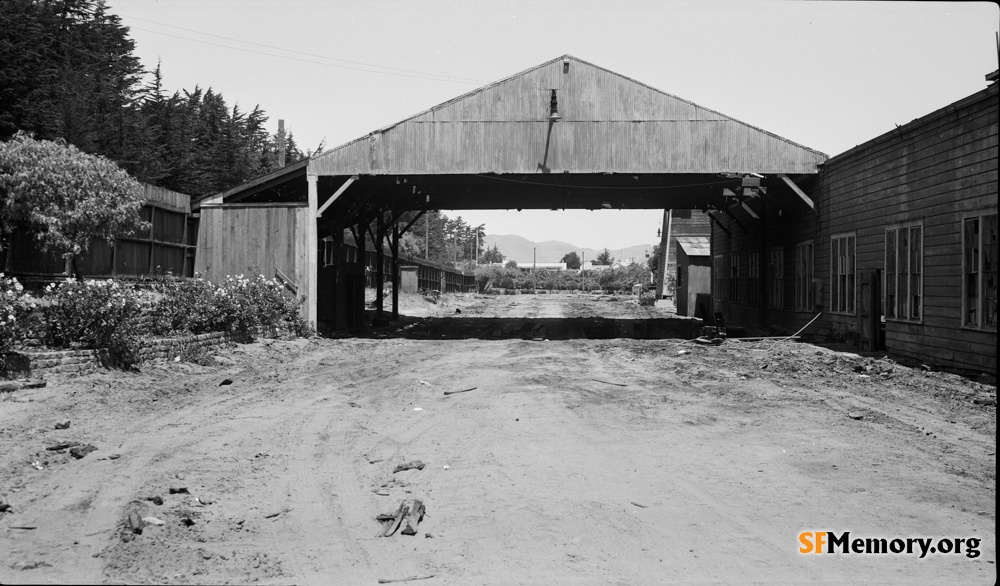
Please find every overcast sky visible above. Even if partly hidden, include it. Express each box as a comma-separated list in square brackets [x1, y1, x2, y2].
[109, 0, 999, 250]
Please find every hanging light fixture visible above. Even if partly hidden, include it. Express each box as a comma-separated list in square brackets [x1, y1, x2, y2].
[549, 89, 561, 121]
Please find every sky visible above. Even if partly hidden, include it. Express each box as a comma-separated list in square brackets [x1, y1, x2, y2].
[109, 0, 999, 250]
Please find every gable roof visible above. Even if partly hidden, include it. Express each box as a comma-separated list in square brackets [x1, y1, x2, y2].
[309, 55, 826, 176]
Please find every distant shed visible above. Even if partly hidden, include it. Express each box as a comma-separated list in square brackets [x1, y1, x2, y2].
[675, 236, 712, 318]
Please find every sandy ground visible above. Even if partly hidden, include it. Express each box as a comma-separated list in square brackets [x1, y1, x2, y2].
[0, 292, 995, 585]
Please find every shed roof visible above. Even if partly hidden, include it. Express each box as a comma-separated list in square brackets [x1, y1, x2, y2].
[676, 236, 711, 257]
[309, 55, 826, 176]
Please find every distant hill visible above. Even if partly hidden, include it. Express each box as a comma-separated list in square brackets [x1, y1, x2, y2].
[483, 234, 654, 265]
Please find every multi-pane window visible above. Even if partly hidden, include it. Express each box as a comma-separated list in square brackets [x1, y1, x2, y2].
[795, 241, 814, 310]
[713, 255, 724, 302]
[885, 223, 923, 321]
[729, 254, 740, 302]
[768, 247, 783, 309]
[322, 237, 335, 266]
[963, 212, 998, 329]
[831, 234, 856, 314]
[748, 251, 760, 306]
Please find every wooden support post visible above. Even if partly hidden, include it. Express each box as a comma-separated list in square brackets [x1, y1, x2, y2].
[391, 220, 400, 321]
[375, 211, 385, 322]
[306, 174, 319, 328]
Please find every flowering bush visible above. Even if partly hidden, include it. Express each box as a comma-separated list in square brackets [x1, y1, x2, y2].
[1, 274, 37, 355]
[40, 279, 144, 366]
[153, 273, 305, 339]
[639, 290, 657, 306]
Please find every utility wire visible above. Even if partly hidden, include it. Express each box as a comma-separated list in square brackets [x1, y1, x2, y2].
[122, 15, 487, 85]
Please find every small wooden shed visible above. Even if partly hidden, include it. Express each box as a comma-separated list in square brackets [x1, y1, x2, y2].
[675, 236, 712, 317]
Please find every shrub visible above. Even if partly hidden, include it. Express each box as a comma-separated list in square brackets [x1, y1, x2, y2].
[150, 275, 219, 334]
[639, 291, 657, 306]
[500, 276, 515, 290]
[1, 274, 37, 356]
[41, 279, 144, 367]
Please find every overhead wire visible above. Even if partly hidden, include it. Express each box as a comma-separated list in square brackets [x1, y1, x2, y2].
[122, 15, 487, 85]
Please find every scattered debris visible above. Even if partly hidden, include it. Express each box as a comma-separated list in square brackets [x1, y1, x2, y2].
[442, 465, 451, 470]
[175, 473, 186, 480]
[693, 337, 724, 345]
[378, 574, 435, 584]
[0, 501, 12, 514]
[973, 398, 996, 406]
[417, 380, 432, 387]
[69, 444, 97, 459]
[195, 496, 214, 505]
[348, 401, 361, 408]
[378, 499, 426, 538]
[145, 496, 164, 506]
[400, 499, 426, 536]
[10, 560, 52, 571]
[168, 487, 189, 494]
[181, 517, 195, 527]
[255, 452, 269, 458]
[219, 378, 233, 386]
[128, 511, 145, 534]
[393, 460, 426, 473]
[848, 412, 864, 420]
[630, 501, 648, 508]
[142, 516, 165, 526]
[677, 350, 690, 356]
[443, 386, 477, 396]
[30, 461, 43, 470]
[54, 421, 70, 430]
[46, 441, 79, 451]
[8, 526, 36, 530]
[413, 407, 424, 412]
[369, 458, 384, 464]
[425, 533, 434, 538]
[592, 379, 627, 387]
[263, 507, 291, 519]
[455, 308, 462, 314]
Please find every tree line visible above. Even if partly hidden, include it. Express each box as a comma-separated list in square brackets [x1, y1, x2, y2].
[0, 0, 305, 198]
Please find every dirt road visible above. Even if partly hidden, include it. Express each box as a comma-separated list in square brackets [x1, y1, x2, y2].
[1, 293, 995, 584]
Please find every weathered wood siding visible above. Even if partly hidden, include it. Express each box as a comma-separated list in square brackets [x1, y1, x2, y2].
[310, 55, 826, 177]
[2, 184, 194, 279]
[194, 205, 309, 299]
[712, 82, 998, 374]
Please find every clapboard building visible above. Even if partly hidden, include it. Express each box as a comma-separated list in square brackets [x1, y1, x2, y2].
[711, 73, 998, 375]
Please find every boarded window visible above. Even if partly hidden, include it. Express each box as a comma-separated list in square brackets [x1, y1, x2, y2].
[748, 251, 760, 306]
[885, 223, 922, 322]
[795, 241, 814, 310]
[831, 234, 856, 315]
[964, 212, 998, 329]
[768, 248, 783, 309]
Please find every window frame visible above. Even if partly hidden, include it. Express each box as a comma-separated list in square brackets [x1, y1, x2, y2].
[747, 251, 761, 306]
[768, 247, 784, 309]
[884, 221, 924, 323]
[713, 255, 725, 303]
[795, 240, 814, 311]
[962, 209, 998, 330]
[729, 253, 740, 302]
[830, 232, 857, 315]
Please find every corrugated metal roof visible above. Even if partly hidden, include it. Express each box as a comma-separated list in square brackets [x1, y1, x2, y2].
[310, 55, 826, 176]
[676, 236, 711, 256]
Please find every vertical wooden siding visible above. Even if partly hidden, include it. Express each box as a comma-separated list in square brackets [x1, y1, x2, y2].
[711, 83, 997, 374]
[194, 205, 309, 293]
[309, 56, 826, 177]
